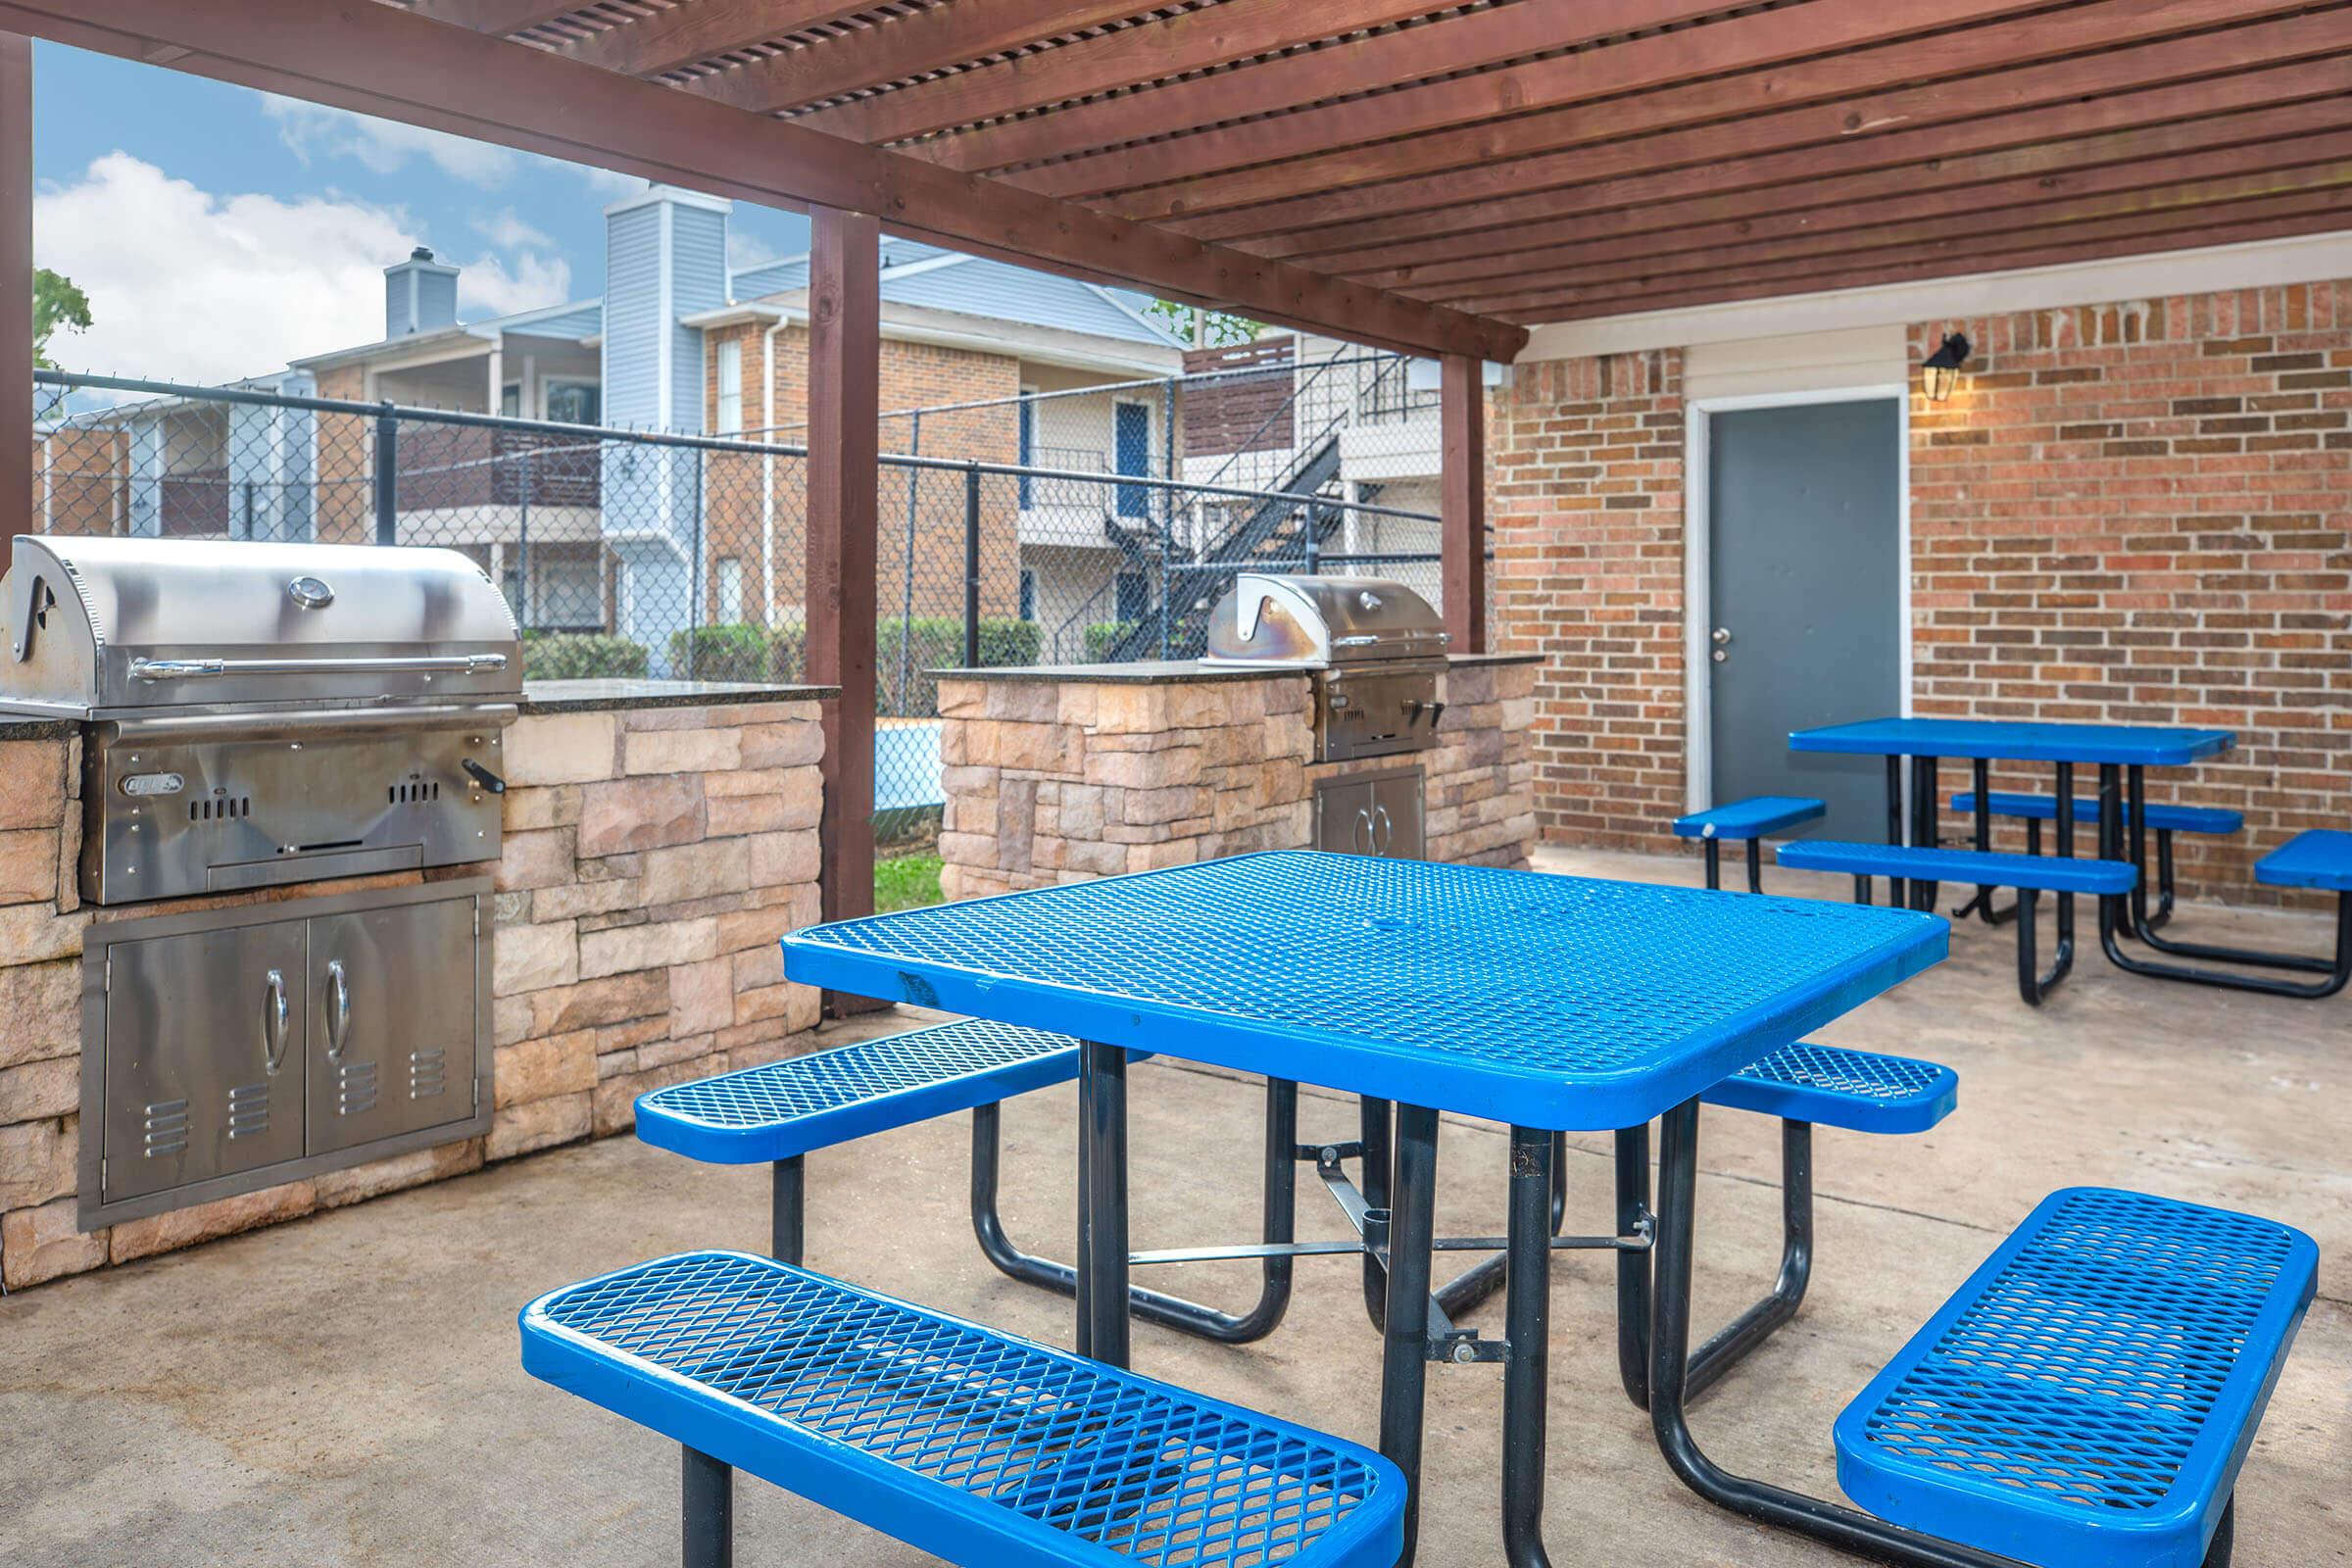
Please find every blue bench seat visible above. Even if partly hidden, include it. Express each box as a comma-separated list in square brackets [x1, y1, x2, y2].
[2256, 829, 2352, 892]
[1950, 791, 2244, 838]
[1778, 842, 2134, 1005]
[1778, 840, 2136, 895]
[635, 1017, 1082, 1164]
[1704, 1042, 1957, 1135]
[523, 1251, 1405, 1568]
[1837, 1188, 2316, 1568]
[1673, 795, 1825, 892]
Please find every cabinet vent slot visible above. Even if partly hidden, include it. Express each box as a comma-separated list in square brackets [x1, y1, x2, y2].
[189, 796, 253, 822]
[387, 780, 442, 805]
[142, 1099, 189, 1157]
[226, 1083, 271, 1139]
[335, 1059, 379, 1117]
[410, 1047, 448, 1101]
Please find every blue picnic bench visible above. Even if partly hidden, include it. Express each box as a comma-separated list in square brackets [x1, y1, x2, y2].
[1951, 790, 2243, 929]
[1673, 795, 1825, 893]
[1778, 839, 2135, 1005]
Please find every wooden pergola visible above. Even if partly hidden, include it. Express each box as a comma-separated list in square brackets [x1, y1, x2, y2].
[4, 0, 2347, 918]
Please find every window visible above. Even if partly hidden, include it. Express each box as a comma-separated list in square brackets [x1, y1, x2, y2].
[544, 379, 600, 425]
[1018, 568, 1037, 621]
[715, 339, 743, 435]
[1113, 401, 1152, 520]
[500, 382, 521, 416]
[1115, 569, 1149, 624]
[1016, 388, 1036, 508]
[716, 557, 745, 624]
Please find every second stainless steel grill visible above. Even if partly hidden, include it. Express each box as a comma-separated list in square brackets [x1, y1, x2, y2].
[1, 534, 520, 904]
[1201, 572, 1447, 763]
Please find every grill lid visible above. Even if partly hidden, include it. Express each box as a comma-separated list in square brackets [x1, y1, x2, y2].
[1201, 573, 1446, 666]
[1, 534, 522, 717]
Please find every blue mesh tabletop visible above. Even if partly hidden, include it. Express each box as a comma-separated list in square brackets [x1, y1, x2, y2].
[1789, 716, 2233, 765]
[781, 851, 1947, 1130]
[522, 1250, 1405, 1568]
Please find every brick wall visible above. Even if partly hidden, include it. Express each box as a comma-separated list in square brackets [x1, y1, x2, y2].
[1493, 280, 2352, 906]
[0, 697, 824, 1291]
[1492, 350, 1686, 850]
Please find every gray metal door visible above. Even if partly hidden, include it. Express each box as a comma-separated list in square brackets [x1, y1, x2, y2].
[102, 921, 307, 1204]
[1706, 399, 1901, 839]
[306, 898, 477, 1153]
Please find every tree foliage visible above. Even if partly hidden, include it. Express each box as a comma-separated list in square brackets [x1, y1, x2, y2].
[1146, 299, 1259, 349]
[32, 269, 93, 369]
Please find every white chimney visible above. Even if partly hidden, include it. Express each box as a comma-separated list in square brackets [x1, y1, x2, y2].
[384, 246, 461, 338]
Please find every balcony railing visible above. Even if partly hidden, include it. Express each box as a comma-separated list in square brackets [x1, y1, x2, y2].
[396, 426, 601, 512]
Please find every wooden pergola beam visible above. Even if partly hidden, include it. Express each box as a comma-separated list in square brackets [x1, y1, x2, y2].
[404, 0, 585, 35]
[697, 0, 1157, 116]
[0, 0, 1522, 362]
[1384, 107, 2352, 297]
[1117, 0, 2331, 238]
[798, 0, 1449, 148]
[1440, 355, 1485, 657]
[1494, 194, 2352, 320]
[1329, 66, 2352, 281]
[1445, 166, 2352, 313]
[563, 0, 876, 78]
[907, 0, 1740, 174]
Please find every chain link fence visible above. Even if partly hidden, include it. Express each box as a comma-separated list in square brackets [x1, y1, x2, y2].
[31, 363, 1480, 894]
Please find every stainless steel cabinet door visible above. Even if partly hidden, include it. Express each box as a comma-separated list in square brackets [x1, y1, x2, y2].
[1312, 767, 1426, 858]
[306, 897, 476, 1154]
[101, 922, 307, 1204]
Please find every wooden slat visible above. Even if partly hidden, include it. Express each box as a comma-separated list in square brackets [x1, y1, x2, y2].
[1, 33, 29, 540]
[0, 0, 1524, 362]
[807, 203, 880, 933]
[1441, 161, 2352, 311]
[564, 0, 877, 77]
[696, 0, 1157, 114]
[795, 0, 1449, 148]
[911, 0, 1737, 174]
[1214, 6, 2352, 255]
[1332, 66, 2352, 282]
[1097, 0, 2331, 232]
[1441, 354, 1485, 657]
[1490, 190, 2352, 319]
[404, 0, 586, 33]
[1381, 102, 2352, 294]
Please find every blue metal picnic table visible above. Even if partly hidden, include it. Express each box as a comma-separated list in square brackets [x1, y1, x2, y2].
[784, 850, 1953, 1567]
[1784, 716, 2311, 993]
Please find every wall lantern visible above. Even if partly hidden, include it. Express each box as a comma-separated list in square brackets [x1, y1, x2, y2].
[1922, 331, 1972, 402]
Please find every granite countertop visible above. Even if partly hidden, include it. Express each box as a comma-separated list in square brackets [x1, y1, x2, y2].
[519, 678, 837, 713]
[934, 652, 1540, 684]
[0, 714, 78, 741]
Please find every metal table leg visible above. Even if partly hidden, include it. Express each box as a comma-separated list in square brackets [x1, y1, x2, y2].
[1645, 1098, 2031, 1568]
[1909, 754, 1942, 910]
[1501, 1125, 1554, 1567]
[1883, 756, 1909, 909]
[769, 1154, 805, 1265]
[1952, 759, 2017, 924]
[2117, 763, 2341, 977]
[1359, 1096, 1394, 1332]
[1378, 1103, 1440, 1568]
[1075, 1041, 1131, 1368]
[682, 1446, 734, 1568]
[971, 1079, 1299, 1344]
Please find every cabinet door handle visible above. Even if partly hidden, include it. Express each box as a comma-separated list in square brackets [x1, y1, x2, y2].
[1371, 805, 1394, 856]
[323, 959, 352, 1064]
[1352, 808, 1374, 854]
[261, 969, 290, 1075]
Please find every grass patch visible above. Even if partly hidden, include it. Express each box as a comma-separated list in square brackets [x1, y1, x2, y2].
[875, 853, 944, 913]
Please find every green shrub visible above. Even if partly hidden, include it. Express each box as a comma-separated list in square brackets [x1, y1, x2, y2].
[669, 621, 774, 683]
[521, 631, 649, 681]
[1083, 621, 1138, 662]
[876, 615, 1041, 717]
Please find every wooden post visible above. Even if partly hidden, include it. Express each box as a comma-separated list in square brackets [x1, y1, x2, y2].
[2, 34, 32, 541]
[1440, 353, 1487, 655]
[804, 205, 880, 956]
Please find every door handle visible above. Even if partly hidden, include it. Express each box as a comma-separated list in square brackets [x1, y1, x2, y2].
[323, 958, 352, 1064]
[261, 969, 290, 1075]
[1711, 627, 1733, 645]
[1352, 808, 1374, 854]
[1371, 805, 1394, 856]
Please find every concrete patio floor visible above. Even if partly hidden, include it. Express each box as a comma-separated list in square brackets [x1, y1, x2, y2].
[3, 843, 2346, 1567]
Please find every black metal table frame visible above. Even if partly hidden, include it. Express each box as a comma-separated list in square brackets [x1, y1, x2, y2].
[1886, 753, 2346, 999]
[1062, 1047, 2092, 1568]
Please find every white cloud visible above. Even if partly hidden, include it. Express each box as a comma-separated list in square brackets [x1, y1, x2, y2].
[472, 208, 556, 252]
[262, 95, 518, 188]
[33, 153, 571, 385]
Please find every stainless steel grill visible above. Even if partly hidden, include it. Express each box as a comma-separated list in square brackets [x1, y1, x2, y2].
[1, 534, 519, 905]
[1201, 572, 1447, 763]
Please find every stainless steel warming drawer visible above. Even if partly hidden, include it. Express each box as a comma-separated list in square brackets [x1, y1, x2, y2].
[80, 878, 493, 1227]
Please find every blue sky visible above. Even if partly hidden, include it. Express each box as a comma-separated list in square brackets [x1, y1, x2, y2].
[30, 41, 812, 386]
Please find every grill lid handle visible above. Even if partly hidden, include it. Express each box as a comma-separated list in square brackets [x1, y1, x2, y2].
[129, 653, 510, 681]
